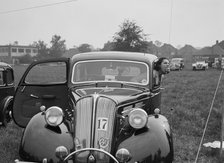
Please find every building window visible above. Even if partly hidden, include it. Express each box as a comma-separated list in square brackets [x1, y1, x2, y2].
[4, 48, 8, 53]
[25, 49, 31, 53]
[0, 47, 8, 53]
[12, 48, 17, 53]
[18, 48, 24, 53]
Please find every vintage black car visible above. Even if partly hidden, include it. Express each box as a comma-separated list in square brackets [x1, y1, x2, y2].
[13, 51, 173, 163]
[0, 62, 14, 127]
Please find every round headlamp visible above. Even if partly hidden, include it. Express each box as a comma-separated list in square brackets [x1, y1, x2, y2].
[116, 148, 131, 162]
[128, 108, 148, 129]
[45, 106, 64, 126]
[55, 146, 68, 161]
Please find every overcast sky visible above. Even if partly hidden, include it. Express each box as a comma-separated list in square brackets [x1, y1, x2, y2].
[0, 0, 223, 49]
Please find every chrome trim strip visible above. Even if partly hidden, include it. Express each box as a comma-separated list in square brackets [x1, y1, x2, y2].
[90, 93, 98, 147]
[75, 96, 93, 148]
[71, 59, 149, 86]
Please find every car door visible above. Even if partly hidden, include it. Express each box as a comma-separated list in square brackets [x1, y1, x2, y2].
[12, 58, 70, 128]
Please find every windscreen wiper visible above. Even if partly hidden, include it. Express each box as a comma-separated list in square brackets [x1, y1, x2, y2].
[121, 82, 149, 91]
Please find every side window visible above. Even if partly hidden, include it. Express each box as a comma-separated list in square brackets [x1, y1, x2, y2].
[25, 62, 67, 85]
[0, 71, 4, 86]
[6, 69, 14, 85]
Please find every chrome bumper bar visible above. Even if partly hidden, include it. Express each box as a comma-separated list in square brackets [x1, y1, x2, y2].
[15, 159, 47, 163]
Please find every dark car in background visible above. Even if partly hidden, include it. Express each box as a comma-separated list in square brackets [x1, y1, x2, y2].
[0, 62, 14, 126]
[13, 51, 173, 163]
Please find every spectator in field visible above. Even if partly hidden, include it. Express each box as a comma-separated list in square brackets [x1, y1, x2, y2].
[153, 57, 170, 85]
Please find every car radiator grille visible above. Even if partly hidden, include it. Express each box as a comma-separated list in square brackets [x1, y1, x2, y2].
[74, 95, 116, 162]
[197, 64, 202, 68]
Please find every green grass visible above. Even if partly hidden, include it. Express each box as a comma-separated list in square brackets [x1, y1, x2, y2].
[1, 65, 224, 162]
[162, 68, 224, 162]
[0, 65, 27, 163]
[0, 122, 22, 162]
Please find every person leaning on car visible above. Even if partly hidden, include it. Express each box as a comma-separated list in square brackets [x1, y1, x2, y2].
[130, 57, 170, 84]
[153, 57, 170, 85]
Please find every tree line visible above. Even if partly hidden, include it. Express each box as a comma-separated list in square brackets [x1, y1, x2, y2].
[18, 19, 159, 63]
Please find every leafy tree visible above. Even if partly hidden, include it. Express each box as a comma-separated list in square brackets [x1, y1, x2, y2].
[17, 54, 33, 64]
[101, 41, 115, 51]
[49, 35, 66, 58]
[33, 40, 50, 60]
[112, 20, 149, 52]
[13, 41, 18, 45]
[144, 41, 155, 54]
[154, 40, 163, 47]
[77, 43, 92, 53]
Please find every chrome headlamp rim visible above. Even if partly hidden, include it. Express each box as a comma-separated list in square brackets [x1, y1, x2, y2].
[45, 106, 64, 126]
[116, 148, 131, 162]
[128, 108, 148, 129]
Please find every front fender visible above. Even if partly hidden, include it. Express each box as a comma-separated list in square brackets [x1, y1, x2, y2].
[117, 114, 173, 163]
[19, 112, 74, 162]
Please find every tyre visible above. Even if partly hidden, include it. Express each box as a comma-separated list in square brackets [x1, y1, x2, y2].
[1, 105, 12, 127]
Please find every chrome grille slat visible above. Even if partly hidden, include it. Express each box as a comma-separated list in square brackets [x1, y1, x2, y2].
[76, 97, 93, 148]
[94, 97, 116, 151]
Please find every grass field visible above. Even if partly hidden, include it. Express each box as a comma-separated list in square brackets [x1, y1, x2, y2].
[1, 64, 224, 163]
[162, 68, 224, 163]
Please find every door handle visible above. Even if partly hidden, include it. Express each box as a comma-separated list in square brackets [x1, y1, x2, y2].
[30, 94, 39, 99]
[42, 95, 56, 99]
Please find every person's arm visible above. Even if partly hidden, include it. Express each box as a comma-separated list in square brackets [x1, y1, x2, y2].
[153, 70, 160, 85]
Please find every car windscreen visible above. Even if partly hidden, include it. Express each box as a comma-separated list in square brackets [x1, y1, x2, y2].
[72, 60, 149, 85]
[171, 59, 182, 62]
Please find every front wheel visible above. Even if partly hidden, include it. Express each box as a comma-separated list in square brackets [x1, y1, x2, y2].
[1, 105, 12, 127]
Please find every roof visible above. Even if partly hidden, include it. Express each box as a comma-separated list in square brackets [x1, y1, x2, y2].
[0, 62, 12, 69]
[0, 45, 37, 49]
[71, 51, 157, 64]
[193, 44, 224, 56]
[171, 58, 183, 60]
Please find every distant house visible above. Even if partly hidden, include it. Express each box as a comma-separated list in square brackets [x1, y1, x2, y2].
[157, 43, 177, 58]
[192, 41, 224, 67]
[0, 45, 38, 64]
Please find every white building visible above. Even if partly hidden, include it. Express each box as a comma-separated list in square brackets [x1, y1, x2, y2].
[0, 45, 38, 63]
